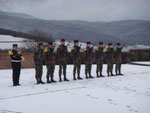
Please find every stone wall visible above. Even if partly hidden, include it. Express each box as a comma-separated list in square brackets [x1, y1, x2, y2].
[0, 53, 34, 69]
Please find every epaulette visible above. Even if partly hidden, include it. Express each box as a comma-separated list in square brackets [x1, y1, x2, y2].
[18, 51, 21, 54]
[114, 47, 117, 51]
[104, 48, 108, 52]
[57, 45, 60, 48]
[44, 48, 48, 52]
[95, 47, 99, 51]
[71, 47, 75, 51]
[8, 50, 13, 55]
[83, 48, 87, 51]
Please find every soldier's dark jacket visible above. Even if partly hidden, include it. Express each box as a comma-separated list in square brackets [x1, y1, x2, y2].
[83, 47, 93, 62]
[44, 47, 55, 64]
[33, 49, 44, 65]
[57, 44, 68, 62]
[105, 48, 114, 60]
[71, 45, 82, 61]
[114, 47, 122, 59]
[95, 46, 104, 60]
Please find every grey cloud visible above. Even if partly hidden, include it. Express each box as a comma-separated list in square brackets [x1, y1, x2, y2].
[0, 0, 150, 21]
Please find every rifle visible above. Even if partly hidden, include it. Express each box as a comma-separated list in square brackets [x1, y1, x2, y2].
[67, 41, 71, 47]
[79, 42, 82, 48]
[52, 42, 56, 48]
[121, 43, 126, 49]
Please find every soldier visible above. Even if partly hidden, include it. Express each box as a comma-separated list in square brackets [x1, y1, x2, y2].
[44, 42, 57, 83]
[105, 43, 115, 76]
[57, 39, 69, 82]
[114, 43, 124, 75]
[8, 44, 24, 86]
[71, 40, 83, 80]
[83, 42, 94, 79]
[33, 43, 45, 84]
[95, 42, 105, 77]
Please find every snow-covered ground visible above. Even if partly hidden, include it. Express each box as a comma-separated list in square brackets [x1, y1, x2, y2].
[131, 62, 150, 65]
[0, 64, 150, 113]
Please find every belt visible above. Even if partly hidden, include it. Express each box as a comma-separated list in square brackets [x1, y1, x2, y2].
[99, 56, 103, 59]
[49, 59, 54, 62]
[74, 56, 80, 58]
[115, 56, 121, 59]
[86, 57, 92, 60]
[11, 60, 21, 62]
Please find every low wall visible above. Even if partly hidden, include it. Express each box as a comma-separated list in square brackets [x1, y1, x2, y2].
[0, 53, 34, 69]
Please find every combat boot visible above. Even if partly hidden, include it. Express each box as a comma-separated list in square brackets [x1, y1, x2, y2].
[111, 72, 115, 76]
[64, 75, 69, 81]
[51, 74, 56, 83]
[89, 73, 94, 78]
[108, 73, 110, 77]
[47, 80, 51, 84]
[77, 75, 83, 80]
[40, 80, 45, 84]
[119, 70, 123, 75]
[73, 75, 77, 80]
[47, 77, 51, 83]
[97, 72, 100, 78]
[85, 74, 89, 79]
[119, 72, 124, 75]
[116, 72, 119, 75]
[100, 71, 104, 77]
[59, 77, 62, 82]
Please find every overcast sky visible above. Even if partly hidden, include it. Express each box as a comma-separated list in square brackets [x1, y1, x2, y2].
[0, 0, 150, 21]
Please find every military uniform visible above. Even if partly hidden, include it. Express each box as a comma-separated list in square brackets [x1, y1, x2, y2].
[114, 44, 123, 75]
[33, 44, 45, 84]
[8, 44, 24, 86]
[44, 45, 56, 83]
[83, 42, 94, 79]
[95, 44, 105, 77]
[105, 44, 115, 76]
[57, 40, 69, 82]
[71, 41, 83, 80]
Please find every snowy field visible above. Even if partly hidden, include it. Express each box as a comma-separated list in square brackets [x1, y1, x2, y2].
[131, 62, 150, 65]
[0, 35, 29, 50]
[0, 64, 150, 113]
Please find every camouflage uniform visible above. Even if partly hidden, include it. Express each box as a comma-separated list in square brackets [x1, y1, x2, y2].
[83, 47, 94, 78]
[57, 44, 69, 81]
[44, 47, 56, 83]
[33, 49, 44, 84]
[105, 47, 114, 76]
[114, 47, 123, 75]
[95, 46, 105, 77]
[71, 45, 83, 80]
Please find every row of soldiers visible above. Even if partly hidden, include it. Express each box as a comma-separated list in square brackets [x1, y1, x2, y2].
[8, 39, 123, 86]
[33, 39, 123, 84]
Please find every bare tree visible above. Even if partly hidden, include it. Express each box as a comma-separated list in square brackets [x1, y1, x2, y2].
[24, 29, 54, 51]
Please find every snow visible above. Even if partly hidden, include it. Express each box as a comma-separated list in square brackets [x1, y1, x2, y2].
[0, 35, 29, 50]
[131, 62, 150, 65]
[0, 64, 150, 113]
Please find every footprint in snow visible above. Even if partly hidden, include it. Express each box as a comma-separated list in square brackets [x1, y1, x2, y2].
[126, 105, 131, 108]
[108, 99, 112, 101]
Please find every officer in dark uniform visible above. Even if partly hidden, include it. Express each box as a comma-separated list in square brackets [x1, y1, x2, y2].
[105, 43, 115, 76]
[71, 40, 83, 80]
[44, 42, 57, 83]
[8, 44, 24, 86]
[114, 43, 124, 75]
[56, 39, 69, 82]
[95, 42, 105, 77]
[83, 42, 94, 79]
